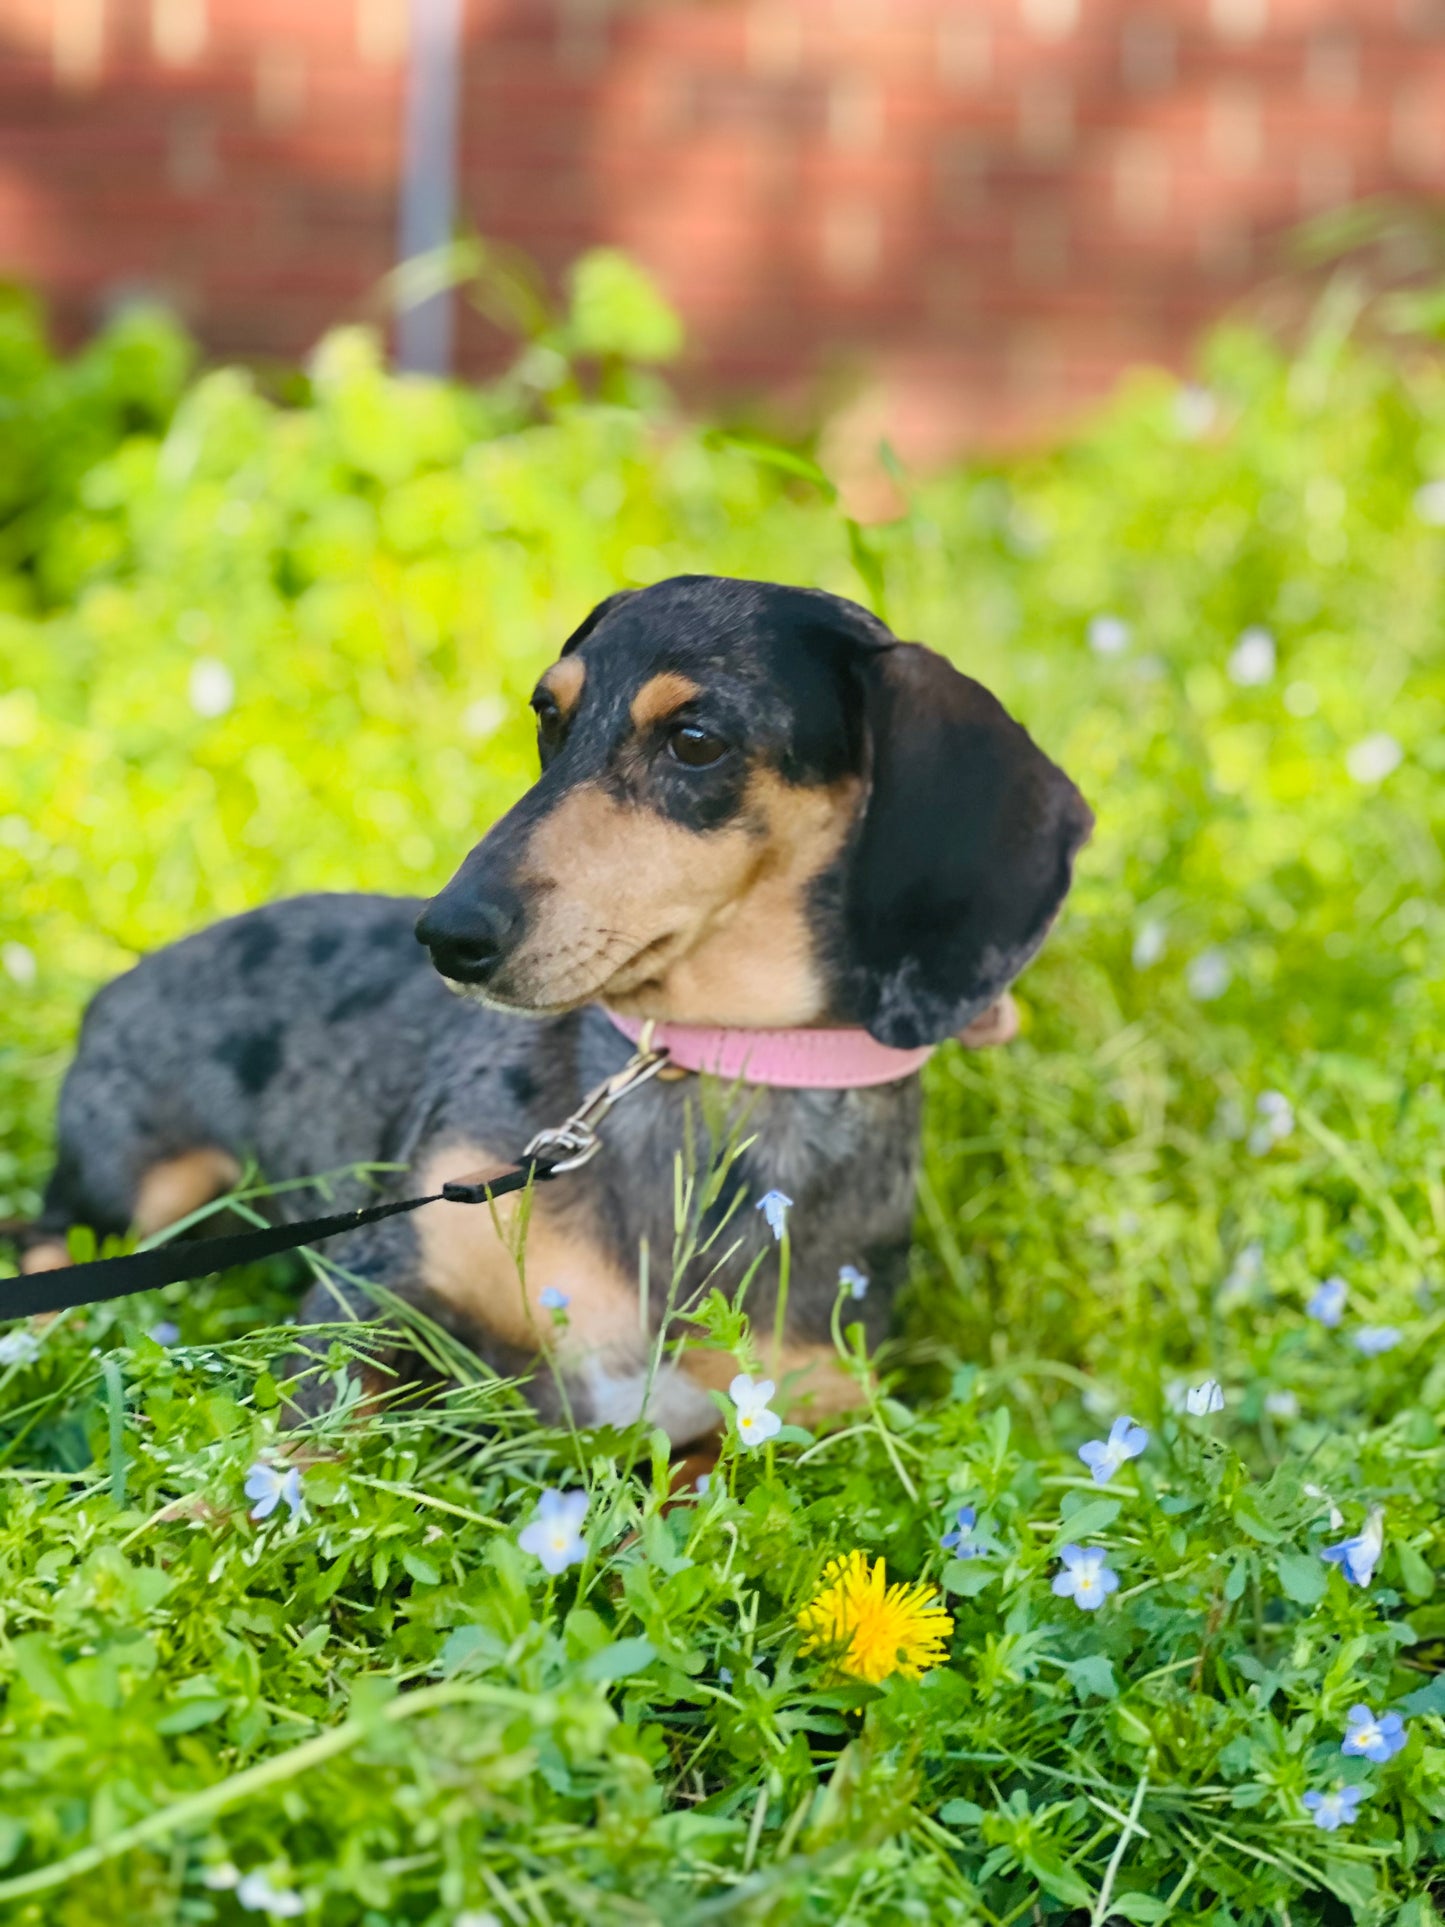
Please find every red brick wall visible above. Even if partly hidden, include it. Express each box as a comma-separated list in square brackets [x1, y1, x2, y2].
[3, 0, 1445, 452]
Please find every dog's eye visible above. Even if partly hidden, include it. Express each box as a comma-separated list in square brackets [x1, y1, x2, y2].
[667, 723, 729, 769]
[531, 692, 564, 755]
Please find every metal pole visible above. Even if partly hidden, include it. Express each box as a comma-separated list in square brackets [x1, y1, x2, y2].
[396, 0, 463, 374]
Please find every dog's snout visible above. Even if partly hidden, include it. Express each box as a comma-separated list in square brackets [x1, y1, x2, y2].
[415, 888, 523, 986]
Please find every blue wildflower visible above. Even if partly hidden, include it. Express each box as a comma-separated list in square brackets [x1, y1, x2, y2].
[538, 1286, 569, 1312]
[1342, 1704, 1407, 1763]
[1303, 1785, 1367, 1832]
[1307, 1276, 1347, 1327]
[838, 1264, 869, 1300]
[756, 1189, 793, 1241]
[941, 1504, 981, 1557]
[1352, 1326, 1402, 1356]
[518, 1487, 589, 1574]
[1051, 1544, 1119, 1611]
[244, 1463, 304, 1522]
[1077, 1415, 1148, 1485]
[1321, 1507, 1385, 1588]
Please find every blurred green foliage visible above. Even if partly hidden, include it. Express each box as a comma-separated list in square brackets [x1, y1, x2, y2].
[1, 267, 1444, 1924]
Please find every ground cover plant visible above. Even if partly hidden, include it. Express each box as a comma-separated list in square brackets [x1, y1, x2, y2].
[1, 260, 1444, 1924]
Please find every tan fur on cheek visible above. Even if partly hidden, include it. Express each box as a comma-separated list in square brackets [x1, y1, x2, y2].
[610, 772, 863, 1027]
[503, 783, 760, 1009]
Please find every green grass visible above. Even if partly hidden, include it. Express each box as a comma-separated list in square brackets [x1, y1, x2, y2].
[1, 275, 1444, 1925]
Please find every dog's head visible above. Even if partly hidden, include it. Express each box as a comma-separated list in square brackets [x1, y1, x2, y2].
[415, 576, 1092, 1048]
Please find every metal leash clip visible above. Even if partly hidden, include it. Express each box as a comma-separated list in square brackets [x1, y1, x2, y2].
[522, 1043, 671, 1174]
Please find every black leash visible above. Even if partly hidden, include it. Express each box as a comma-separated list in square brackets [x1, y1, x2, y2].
[1, 1046, 669, 1325]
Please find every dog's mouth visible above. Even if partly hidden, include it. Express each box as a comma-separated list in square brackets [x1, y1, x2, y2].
[440, 927, 687, 1019]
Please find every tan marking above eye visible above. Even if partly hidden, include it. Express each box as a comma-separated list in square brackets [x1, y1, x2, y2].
[538, 656, 587, 718]
[629, 671, 702, 731]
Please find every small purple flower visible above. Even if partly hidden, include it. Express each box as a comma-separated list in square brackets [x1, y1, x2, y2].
[149, 1320, 181, 1347]
[838, 1264, 869, 1300]
[1303, 1785, 1367, 1832]
[1051, 1544, 1119, 1611]
[538, 1286, 569, 1313]
[1322, 1507, 1384, 1588]
[1352, 1326, 1402, 1356]
[941, 1504, 981, 1557]
[756, 1190, 792, 1241]
[1341, 1704, 1407, 1763]
[1308, 1276, 1347, 1327]
[1077, 1415, 1148, 1485]
[245, 1463, 304, 1522]
[518, 1487, 588, 1574]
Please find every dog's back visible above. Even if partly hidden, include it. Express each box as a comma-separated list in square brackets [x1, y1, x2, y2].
[33, 894, 455, 1251]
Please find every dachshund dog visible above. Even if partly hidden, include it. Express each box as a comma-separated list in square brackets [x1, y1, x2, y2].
[12, 577, 1091, 1440]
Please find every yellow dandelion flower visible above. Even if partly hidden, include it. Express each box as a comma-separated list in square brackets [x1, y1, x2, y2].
[796, 1549, 954, 1684]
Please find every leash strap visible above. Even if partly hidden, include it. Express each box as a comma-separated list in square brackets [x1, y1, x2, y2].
[0, 1045, 670, 1324]
[0, 1162, 543, 1322]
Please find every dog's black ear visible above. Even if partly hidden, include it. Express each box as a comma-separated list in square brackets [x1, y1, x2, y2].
[840, 643, 1092, 1049]
[561, 590, 635, 655]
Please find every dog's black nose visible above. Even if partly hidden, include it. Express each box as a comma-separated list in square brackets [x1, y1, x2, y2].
[415, 889, 522, 985]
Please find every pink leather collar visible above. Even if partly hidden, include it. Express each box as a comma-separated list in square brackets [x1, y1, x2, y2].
[603, 1009, 935, 1089]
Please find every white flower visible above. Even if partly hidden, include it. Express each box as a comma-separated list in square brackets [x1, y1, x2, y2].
[1264, 1389, 1299, 1420]
[728, 1373, 782, 1450]
[1228, 627, 1276, 687]
[236, 1870, 306, 1917]
[518, 1487, 589, 1574]
[1346, 732, 1402, 785]
[1248, 1089, 1294, 1154]
[188, 658, 235, 719]
[1185, 1379, 1225, 1416]
[462, 695, 507, 740]
[0, 1329, 42, 1367]
[838, 1264, 869, 1300]
[1175, 385, 1218, 438]
[755, 1189, 792, 1241]
[1413, 478, 1445, 525]
[1187, 948, 1231, 1001]
[1219, 1240, 1264, 1306]
[1352, 1325, 1403, 1356]
[244, 1463, 305, 1522]
[1132, 919, 1166, 969]
[454, 1913, 504, 1927]
[1, 941, 36, 987]
[1088, 615, 1131, 657]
